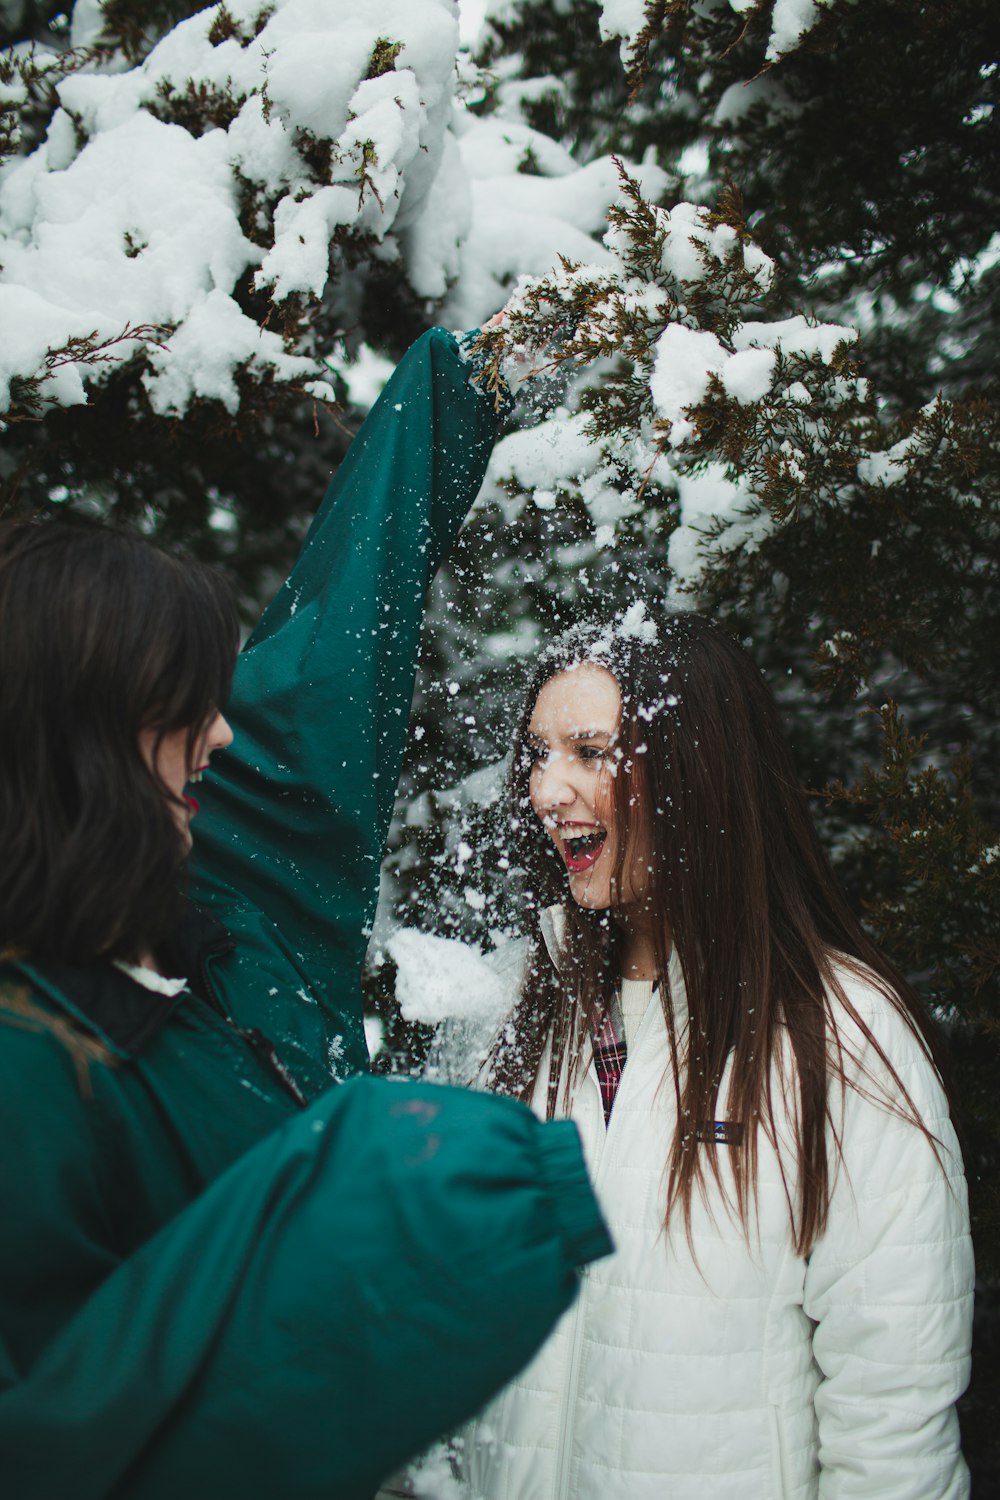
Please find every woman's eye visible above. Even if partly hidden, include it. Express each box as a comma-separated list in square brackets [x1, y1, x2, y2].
[577, 745, 605, 762]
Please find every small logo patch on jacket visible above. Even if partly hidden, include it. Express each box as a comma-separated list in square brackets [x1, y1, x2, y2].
[696, 1120, 745, 1146]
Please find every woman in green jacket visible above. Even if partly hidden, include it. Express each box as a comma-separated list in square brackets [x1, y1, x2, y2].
[0, 329, 610, 1500]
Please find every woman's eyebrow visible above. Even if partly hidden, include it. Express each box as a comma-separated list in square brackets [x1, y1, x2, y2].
[524, 726, 616, 744]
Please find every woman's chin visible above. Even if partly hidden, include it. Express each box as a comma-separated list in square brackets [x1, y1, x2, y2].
[566, 875, 612, 911]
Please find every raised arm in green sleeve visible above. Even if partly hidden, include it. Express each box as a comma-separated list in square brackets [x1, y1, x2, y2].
[0, 1050, 610, 1500]
[187, 329, 502, 1067]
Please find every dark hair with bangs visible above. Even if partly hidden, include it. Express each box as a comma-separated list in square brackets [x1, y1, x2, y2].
[491, 607, 951, 1257]
[0, 520, 239, 966]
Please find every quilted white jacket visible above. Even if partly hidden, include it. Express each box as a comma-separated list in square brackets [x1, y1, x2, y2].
[451, 915, 974, 1500]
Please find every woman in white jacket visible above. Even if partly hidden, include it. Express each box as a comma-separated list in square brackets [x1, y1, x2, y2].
[458, 605, 974, 1500]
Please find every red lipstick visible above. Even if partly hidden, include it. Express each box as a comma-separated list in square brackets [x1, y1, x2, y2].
[556, 825, 607, 873]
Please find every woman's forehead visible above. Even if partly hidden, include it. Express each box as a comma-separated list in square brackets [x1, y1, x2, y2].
[529, 662, 621, 733]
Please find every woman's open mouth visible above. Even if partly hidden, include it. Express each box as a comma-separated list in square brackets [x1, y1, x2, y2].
[183, 765, 209, 816]
[559, 827, 607, 873]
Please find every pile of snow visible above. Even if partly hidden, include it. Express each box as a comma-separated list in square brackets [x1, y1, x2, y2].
[668, 462, 768, 581]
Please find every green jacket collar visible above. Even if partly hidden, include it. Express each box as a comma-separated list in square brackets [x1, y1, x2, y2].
[4, 903, 231, 1060]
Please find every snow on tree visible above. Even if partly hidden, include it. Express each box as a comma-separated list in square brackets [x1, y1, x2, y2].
[1, 0, 477, 418]
[0, 0, 663, 591]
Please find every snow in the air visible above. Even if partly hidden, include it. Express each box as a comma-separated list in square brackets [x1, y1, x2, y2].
[618, 600, 659, 643]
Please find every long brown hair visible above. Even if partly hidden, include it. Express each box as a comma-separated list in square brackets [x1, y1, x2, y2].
[0, 520, 239, 966]
[490, 608, 950, 1256]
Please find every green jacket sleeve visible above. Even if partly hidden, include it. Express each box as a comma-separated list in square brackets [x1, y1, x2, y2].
[189, 329, 499, 1013]
[0, 1070, 610, 1500]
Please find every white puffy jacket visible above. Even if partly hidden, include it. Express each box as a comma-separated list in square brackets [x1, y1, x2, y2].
[452, 913, 974, 1500]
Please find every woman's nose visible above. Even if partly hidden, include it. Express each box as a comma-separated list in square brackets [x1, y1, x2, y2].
[208, 712, 234, 752]
[534, 753, 575, 809]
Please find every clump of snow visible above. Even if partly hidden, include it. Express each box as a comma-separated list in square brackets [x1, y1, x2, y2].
[713, 76, 793, 128]
[732, 315, 855, 364]
[668, 462, 767, 585]
[340, 342, 395, 411]
[723, 0, 830, 63]
[442, 120, 669, 326]
[618, 599, 659, 643]
[388, 928, 508, 1026]
[480, 410, 639, 532]
[0, 285, 98, 410]
[650, 325, 727, 445]
[763, 0, 827, 62]
[363, 1013, 384, 1060]
[857, 426, 923, 487]
[597, 0, 650, 65]
[649, 311, 855, 447]
[69, 0, 106, 48]
[721, 346, 777, 403]
[142, 287, 315, 416]
[408, 1443, 471, 1499]
[603, 199, 775, 300]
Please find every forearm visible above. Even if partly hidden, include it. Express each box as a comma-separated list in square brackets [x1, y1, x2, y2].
[1, 1077, 609, 1500]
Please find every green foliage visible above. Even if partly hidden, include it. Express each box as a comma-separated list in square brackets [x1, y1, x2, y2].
[825, 704, 1000, 1016]
[367, 36, 403, 80]
[0, 37, 95, 160]
[823, 704, 1000, 1286]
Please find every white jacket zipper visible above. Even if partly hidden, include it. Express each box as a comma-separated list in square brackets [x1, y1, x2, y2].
[553, 1037, 627, 1500]
[551, 993, 662, 1500]
[553, 1256, 591, 1500]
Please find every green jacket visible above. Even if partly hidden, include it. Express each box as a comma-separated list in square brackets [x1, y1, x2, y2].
[0, 330, 611, 1499]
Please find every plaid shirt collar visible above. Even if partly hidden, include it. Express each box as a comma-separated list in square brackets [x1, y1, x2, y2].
[592, 998, 627, 1125]
[540, 907, 675, 1126]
